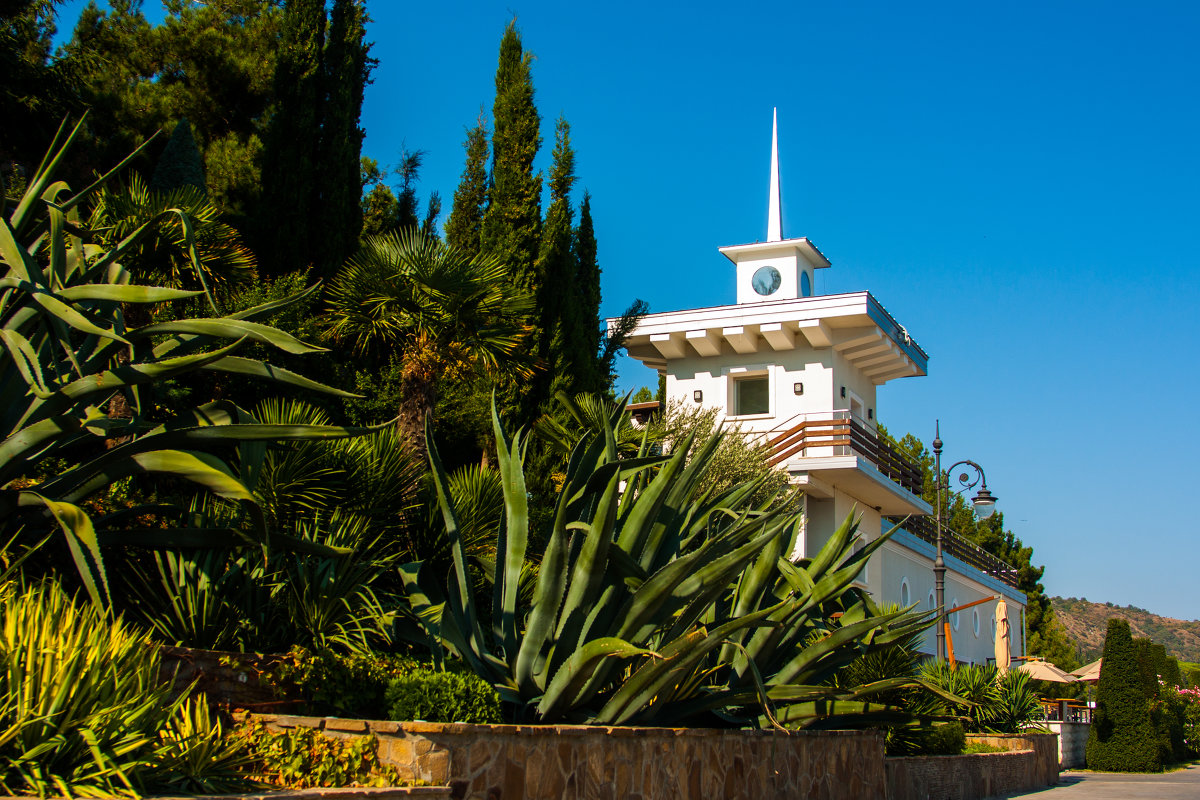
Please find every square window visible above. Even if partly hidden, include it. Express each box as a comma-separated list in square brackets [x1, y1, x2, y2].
[733, 376, 769, 415]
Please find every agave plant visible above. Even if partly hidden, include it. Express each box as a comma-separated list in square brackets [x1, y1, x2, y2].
[401, 397, 935, 727]
[0, 118, 369, 606]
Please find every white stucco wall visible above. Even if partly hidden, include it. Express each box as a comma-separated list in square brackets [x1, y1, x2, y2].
[877, 534, 1027, 665]
[662, 342, 877, 438]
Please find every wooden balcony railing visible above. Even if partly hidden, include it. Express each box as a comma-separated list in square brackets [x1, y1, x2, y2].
[883, 514, 1021, 588]
[765, 412, 924, 496]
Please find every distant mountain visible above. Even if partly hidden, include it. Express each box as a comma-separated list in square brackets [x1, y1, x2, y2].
[1052, 596, 1200, 663]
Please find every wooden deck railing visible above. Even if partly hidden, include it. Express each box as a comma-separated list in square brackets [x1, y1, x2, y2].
[765, 413, 924, 496]
[883, 514, 1021, 588]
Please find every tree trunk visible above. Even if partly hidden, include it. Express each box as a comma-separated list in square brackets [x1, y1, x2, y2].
[397, 369, 436, 465]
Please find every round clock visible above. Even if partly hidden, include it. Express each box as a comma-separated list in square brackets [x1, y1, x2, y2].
[751, 266, 781, 296]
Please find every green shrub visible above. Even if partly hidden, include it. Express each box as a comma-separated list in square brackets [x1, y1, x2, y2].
[900, 723, 966, 756]
[386, 670, 502, 724]
[275, 647, 425, 718]
[1087, 619, 1162, 772]
[1180, 687, 1200, 757]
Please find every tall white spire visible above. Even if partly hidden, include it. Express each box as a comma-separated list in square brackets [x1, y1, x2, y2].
[767, 107, 782, 243]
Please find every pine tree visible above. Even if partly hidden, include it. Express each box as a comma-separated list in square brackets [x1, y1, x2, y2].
[360, 156, 400, 238]
[394, 149, 426, 233]
[420, 191, 442, 240]
[444, 113, 489, 258]
[257, 0, 325, 277]
[1, 0, 85, 170]
[570, 190, 603, 393]
[1087, 619, 1162, 771]
[150, 118, 206, 195]
[314, 0, 371, 277]
[66, 0, 282, 216]
[481, 21, 542, 295]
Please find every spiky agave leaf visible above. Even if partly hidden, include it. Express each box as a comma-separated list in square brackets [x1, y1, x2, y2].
[406, 392, 936, 727]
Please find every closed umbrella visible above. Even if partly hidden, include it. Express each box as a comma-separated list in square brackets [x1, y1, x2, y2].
[995, 597, 1010, 674]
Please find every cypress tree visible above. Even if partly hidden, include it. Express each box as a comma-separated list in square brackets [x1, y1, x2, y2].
[444, 113, 489, 258]
[314, 0, 371, 277]
[570, 190, 603, 393]
[150, 118, 206, 195]
[535, 115, 577, 399]
[1086, 618, 1162, 772]
[257, 0, 325, 277]
[480, 20, 542, 296]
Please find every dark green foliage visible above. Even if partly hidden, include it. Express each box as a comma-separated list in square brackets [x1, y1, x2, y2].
[420, 190, 442, 240]
[534, 115, 577, 402]
[1133, 638, 1190, 764]
[0, 0, 84, 170]
[1164, 656, 1183, 688]
[150, 117, 206, 194]
[386, 671, 502, 724]
[391, 149, 432, 235]
[570, 190, 604, 393]
[444, 114, 489, 257]
[276, 648, 425, 719]
[314, 0, 371, 274]
[909, 723, 966, 756]
[481, 20, 542, 302]
[1087, 619, 1163, 772]
[257, 0, 325, 277]
[359, 156, 400, 239]
[66, 1, 282, 218]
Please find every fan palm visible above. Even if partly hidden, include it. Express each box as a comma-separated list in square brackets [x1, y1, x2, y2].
[325, 230, 534, 455]
[87, 172, 256, 295]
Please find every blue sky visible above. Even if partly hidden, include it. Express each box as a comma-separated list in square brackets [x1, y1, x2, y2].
[58, 1, 1200, 621]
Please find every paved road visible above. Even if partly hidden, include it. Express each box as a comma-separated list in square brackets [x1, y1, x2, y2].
[1002, 763, 1200, 799]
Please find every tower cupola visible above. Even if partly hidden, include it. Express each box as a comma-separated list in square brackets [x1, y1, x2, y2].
[721, 108, 830, 304]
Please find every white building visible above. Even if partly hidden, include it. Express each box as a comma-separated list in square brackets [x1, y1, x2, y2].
[612, 111, 1025, 666]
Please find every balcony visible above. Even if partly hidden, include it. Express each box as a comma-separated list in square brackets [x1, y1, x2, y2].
[756, 410, 929, 516]
[883, 514, 1021, 589]
[766, 412, 924, 494]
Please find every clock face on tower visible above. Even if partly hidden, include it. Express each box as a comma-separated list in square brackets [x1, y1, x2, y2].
[752, 266, 782, 296]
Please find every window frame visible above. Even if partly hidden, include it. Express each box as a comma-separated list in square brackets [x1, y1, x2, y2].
[724, 365, 774, 420]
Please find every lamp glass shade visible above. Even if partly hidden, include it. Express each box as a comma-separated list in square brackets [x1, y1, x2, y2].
[972, 488, 997, 519]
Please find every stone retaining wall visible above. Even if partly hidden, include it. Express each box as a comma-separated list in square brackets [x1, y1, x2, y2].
[253, 715, 887, 800]
[884, 733, 1059, 800]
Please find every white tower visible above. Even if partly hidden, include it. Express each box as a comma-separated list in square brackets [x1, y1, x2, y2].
[722, 108, 830, 304]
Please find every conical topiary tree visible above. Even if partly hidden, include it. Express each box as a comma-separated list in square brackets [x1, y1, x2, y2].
[1086, 618, 1162, 772]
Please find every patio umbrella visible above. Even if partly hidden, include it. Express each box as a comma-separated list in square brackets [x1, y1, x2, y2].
[995, 597, 1011, 674]
[1017, 658, 1078, 683]
[1073, 658, 1102, 684]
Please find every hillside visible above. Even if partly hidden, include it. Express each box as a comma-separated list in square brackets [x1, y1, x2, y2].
[1052, 596, 1200, 662]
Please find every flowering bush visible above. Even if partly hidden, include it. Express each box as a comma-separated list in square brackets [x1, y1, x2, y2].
[1176, 686, 1200, 758]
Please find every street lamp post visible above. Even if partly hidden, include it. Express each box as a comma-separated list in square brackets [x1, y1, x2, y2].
[932, 421, 997, 662]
